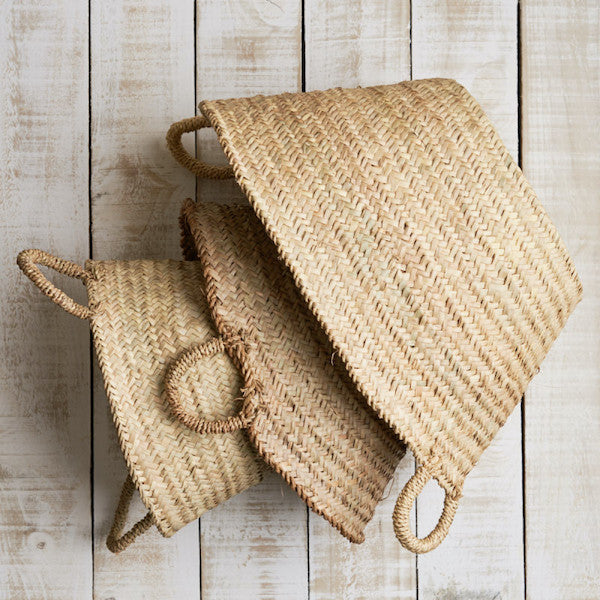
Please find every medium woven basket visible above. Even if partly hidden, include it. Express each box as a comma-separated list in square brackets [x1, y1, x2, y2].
[17, 250, 264, 552]
[179, 200, 406, 543]
[167, 77, 582, 553]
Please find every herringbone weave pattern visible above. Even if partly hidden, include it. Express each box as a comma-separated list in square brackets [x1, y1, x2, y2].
[86, 259, 264, 536]
[194, 78, 582, 551]
[181, 201, 406, 543]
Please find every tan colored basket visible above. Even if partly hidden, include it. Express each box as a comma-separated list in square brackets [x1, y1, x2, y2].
[178, 201, 406, 543]
[168, 77, 582, 553]
[17, 250, 264, 552]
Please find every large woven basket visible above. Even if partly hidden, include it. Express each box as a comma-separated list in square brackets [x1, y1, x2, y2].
[17, 250, 264, 552]
[168, 78, 582, 553]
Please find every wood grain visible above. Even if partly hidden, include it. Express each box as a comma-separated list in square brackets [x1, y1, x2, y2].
[200, 472, 309, 600]
[308, 460, 417, 600]
[521, 2, 600, 598]
[1, 2, 598, 598]
[304, 2, 415, 598]
[0, 1, 91, 598]
[305, 0, 411, 91]
[412, 2, 525, 598]
[195, 2, 308, 599]
[90, 1, 199, 598]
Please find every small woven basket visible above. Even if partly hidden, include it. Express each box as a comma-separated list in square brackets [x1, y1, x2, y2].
[17, 250, 264, 552]
[167, 77, 582, 553]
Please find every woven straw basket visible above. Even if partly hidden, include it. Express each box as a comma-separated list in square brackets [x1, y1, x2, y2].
[179, 200, 406, 543]
[17, 250, 264, 552]
[167, 77, 582, 553]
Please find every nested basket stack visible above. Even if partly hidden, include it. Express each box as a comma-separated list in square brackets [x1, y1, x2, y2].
[17, 77, 581, 555]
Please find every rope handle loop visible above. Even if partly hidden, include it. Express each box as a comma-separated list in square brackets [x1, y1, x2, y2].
[17, 249, 92, 320]
[164, 336, 253, 434]
[392, 461, 461, 554]
[166, 116, 234, 180]
[106, 474, 154, 554]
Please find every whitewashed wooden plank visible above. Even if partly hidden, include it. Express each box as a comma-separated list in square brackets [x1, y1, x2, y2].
[304, 2, 415, 598]
[91, 0, 196, 261]
[308, 458, 416, 600]
[0, 1, 92, 598]
[305, 0, 411, 91]
[412, 2, 524, 598]
[521, 2, 600, 598]
[200, 471, 308, 600]
[195, 2, 308, 598]
[90, 1, 200, 598]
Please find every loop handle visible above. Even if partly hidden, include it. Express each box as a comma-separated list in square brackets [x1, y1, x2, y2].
[164, 337, 253, 434]
[17, 249, 92, 320]
[106, 474, 154, 554]
[166, 116, 234, 180]
[392, 462, 461, 554]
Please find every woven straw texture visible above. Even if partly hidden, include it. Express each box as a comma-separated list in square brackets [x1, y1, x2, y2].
[192, 77, 582, 551]
[17, 250, 264, 546]
[87, 259, 264, 536]
[180, 200, 406, 543]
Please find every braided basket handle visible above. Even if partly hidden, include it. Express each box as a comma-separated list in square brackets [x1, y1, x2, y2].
[392, 461, 461, 554]
[106, 474, 154, 553]
[166, 116, 234, 180]
[17, 249, 92, 320]
[164, 337, 253, 434]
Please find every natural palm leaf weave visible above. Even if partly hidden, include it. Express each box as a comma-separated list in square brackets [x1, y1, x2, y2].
[167, 77, 582, 553]
[17, 249, 264, 552]
[179, 200, 406, 543]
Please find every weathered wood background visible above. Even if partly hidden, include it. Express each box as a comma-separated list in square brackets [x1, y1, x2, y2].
[1, 1, 598, 598]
